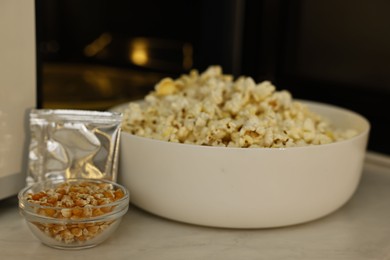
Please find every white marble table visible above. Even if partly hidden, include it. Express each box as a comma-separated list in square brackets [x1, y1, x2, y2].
[1, 152, 390, 260]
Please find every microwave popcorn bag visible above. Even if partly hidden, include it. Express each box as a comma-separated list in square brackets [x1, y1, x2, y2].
[27, 109, 122, 185]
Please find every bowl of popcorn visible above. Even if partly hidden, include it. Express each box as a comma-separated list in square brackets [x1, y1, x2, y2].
[115, 66, 370, 228]
[18, 178, 129, 249]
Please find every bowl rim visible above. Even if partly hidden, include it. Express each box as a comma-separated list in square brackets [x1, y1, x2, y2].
[20, 202, 129, 223]
[18, 178, 130, 218]
[117, 99, 370, 151]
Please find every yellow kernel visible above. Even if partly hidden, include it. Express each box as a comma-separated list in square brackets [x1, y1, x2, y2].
[92, 208, 104, 216]
[72, 208, 83, 217]
[60, 229, 74, 240]
[61, 208, 72, 218]
[47, 196, 58, 205]
[70, 227, 82, 237]
[98, 198, 110, 205]
[114, 189, 125, 200]
[103, 191, 114, 200]
[101, 206, 112, 213]
[86, 225, 99, 233]
[31, 192, 46, 201]
[75, 199, 87, 207]
[56, 188, 67, 195]
[77, 235, 86, 241]
[44, 208, 56, 217]
[52, 225, 65, 234]
[82, 207, 93, 218]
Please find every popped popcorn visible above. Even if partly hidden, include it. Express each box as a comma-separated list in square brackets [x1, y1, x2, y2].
[121, 66, 357, 148]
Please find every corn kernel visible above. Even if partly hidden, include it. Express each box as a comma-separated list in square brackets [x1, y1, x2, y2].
[25, 181, 126, 244]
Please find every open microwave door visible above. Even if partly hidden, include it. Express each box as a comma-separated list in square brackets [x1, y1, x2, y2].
[0, 0, 36, 199]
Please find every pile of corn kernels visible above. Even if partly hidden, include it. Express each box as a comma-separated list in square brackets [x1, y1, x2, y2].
[122, 66, 357, 148]
[25, 181, 125, 244]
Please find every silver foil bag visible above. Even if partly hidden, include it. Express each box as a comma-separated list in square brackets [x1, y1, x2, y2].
[27, 109, 122, 185]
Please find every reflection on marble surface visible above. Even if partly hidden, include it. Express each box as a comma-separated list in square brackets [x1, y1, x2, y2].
[1, 153, 390, 259]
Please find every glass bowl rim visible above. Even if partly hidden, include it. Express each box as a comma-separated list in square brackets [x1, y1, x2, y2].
[18, 178, 130, 212]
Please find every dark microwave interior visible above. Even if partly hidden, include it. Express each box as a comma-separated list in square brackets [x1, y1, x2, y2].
[35, 0, 390, 154]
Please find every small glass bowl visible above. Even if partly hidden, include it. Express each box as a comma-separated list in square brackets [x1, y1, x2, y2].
[18, 178, 130, 250]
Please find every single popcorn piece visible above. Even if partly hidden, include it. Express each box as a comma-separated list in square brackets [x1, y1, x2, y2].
[121, 66, 358, 148]
[155, 78, 179, 96]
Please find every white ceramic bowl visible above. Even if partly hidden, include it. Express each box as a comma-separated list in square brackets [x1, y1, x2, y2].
[117, 100, 370, 228]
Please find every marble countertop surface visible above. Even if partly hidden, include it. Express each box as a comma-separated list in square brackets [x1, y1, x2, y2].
[1, 152, 390, 260]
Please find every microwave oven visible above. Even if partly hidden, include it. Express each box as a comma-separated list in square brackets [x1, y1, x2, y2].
[0, 0, 37, 200]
